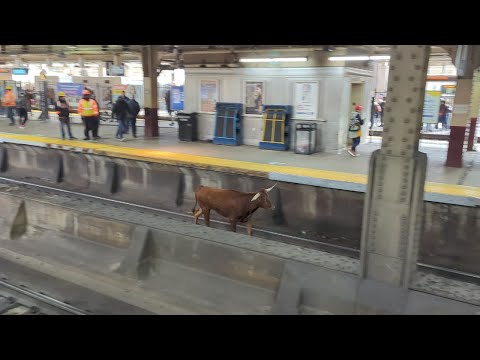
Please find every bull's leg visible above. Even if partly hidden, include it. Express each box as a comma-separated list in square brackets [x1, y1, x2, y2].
[246, 223, 253, 236]
[193, 208, 203, 224]
[229, 219, 237, 232]
[203, 208, 211, 227]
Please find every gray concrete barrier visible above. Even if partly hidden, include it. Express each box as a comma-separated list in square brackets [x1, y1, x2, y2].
[0, 193, 26, 240]
[0, 142, 479, 275]
[1, 143, 62, 183]
[0, 190, 479, 314]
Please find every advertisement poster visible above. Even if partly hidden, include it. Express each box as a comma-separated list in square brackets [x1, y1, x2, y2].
[112, 84, 128, 103]
[111, 84, 143, 108]
[441, 85, 456, 96]
[245, 81, 264, 115]
[126, 84, 144, 109]
[171, 85, 184, 111]
[200, 80, 218, 113]
[57, 83, 85, 110]
[422, 90, 442, 124]
[294, 82, 318, 119]
[158, 84, 170, 112]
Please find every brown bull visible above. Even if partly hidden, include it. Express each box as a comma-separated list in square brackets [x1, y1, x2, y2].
[191, 184, 276, 236]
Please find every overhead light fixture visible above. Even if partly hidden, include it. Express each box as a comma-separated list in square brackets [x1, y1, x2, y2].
[328, 56, 369, 61]
[369, 55, 391, 60]
[328, 55, 391, 61]
[239, 57, 308, 63]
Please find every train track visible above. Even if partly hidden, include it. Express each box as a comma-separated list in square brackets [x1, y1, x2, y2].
[0, 176, 479, 285]
[0, 278, 87, 315]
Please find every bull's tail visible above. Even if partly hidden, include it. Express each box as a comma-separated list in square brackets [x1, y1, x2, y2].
[191, 198, 198, 214]
[191, 185, 204, 214]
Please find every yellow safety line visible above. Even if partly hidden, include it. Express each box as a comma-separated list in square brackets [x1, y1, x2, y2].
[0, 132, 478, 199]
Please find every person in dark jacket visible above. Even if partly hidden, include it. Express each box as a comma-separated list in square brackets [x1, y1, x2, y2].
[16, 91, 29, 129]
[112, 96, 129, 141]
[165, 88, 174, 125]
[127, 95, 141, 138]
[55, 92, 76, 140]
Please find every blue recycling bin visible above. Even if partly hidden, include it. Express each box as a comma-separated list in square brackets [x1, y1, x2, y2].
[259, 105, 293, 151]
[213, 102, 243, 146]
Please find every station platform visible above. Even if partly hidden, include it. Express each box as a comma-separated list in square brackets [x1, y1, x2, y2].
[0, 115, 478, 207]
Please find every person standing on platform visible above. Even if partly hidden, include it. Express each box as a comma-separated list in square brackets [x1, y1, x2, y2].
[16, 91, 28, 129]
[25, 89, 33, 116]
[379, 97, 386, 127]
[2, 86, 16, 126]
[165, 88, 174, 126]
[348, 105, 365, 157]
[437, 100, 449, 130]
[112, 95, 129, 141]
[55, 91, 76, 140]
[127, 94, 140, 138]
[78, 90, 99, 141]
[90, 92, 101, 139]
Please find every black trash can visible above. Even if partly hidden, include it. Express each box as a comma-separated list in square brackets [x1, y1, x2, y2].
[294, 123, 317, 155]
[177, 112, 198, 142]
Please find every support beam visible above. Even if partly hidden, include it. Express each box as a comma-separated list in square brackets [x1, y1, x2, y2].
[445, 45, 480, 167]
[360, 45, 430, 288]
[142, 45, 159, 138]
[445, 78, 472, 167]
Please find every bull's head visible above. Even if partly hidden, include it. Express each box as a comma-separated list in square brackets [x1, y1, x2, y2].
[251, 184, 276, 209]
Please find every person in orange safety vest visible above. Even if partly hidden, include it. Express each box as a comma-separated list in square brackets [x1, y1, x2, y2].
[78, 89, 99, 140]
[2, 86, 17, 125]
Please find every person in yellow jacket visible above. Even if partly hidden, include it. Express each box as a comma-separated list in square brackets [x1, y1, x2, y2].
[2, 86, 17, 125]
[78, 89, 99, 140]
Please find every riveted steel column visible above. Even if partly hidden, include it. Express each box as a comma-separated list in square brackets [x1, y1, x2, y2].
[142, 45, 159, 138]
[360, 45, 430, 288]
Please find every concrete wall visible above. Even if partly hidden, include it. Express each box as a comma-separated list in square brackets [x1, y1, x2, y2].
[0, 189, 478, 315]
[185, 67, 374, 152]
[0, 143, 479, 275]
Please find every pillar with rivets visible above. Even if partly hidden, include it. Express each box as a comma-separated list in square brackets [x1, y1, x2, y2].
[142, 45, 159, 138]
[360, 45, 431, 288]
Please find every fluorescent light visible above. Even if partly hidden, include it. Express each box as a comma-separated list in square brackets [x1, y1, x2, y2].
[329, 56, 369, 61]
[328, 55, 391, 61]
[239, 57, 307, 63]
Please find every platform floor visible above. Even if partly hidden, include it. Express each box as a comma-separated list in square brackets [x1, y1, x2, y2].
[0, 115, 478, 203]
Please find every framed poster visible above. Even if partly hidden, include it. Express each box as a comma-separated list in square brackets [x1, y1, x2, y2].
[441, 85, 456, 96]
[200, 79, 219, 113]
[112, 84, 128, 103]
[244, 81, 265, 115]
[171, 85, 185, 111]
[294, 81, 318, 119]
[422, 90, 441, 124]
[57, 83, 85, 110]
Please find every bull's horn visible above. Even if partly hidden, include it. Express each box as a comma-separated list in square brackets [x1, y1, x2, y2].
[251, 193, 261, 201]
[265, 183, 277, 192]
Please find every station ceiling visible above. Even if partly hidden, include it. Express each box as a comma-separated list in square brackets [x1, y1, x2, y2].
[0, 45, 454, 66]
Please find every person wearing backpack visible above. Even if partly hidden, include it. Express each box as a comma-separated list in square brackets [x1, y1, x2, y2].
[348, 105, 365, 157]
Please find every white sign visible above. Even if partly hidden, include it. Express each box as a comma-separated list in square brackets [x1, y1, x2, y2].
[294, 82, 318, 119]
[200, 80, 219, 113]
[422, 90, 441, 124]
